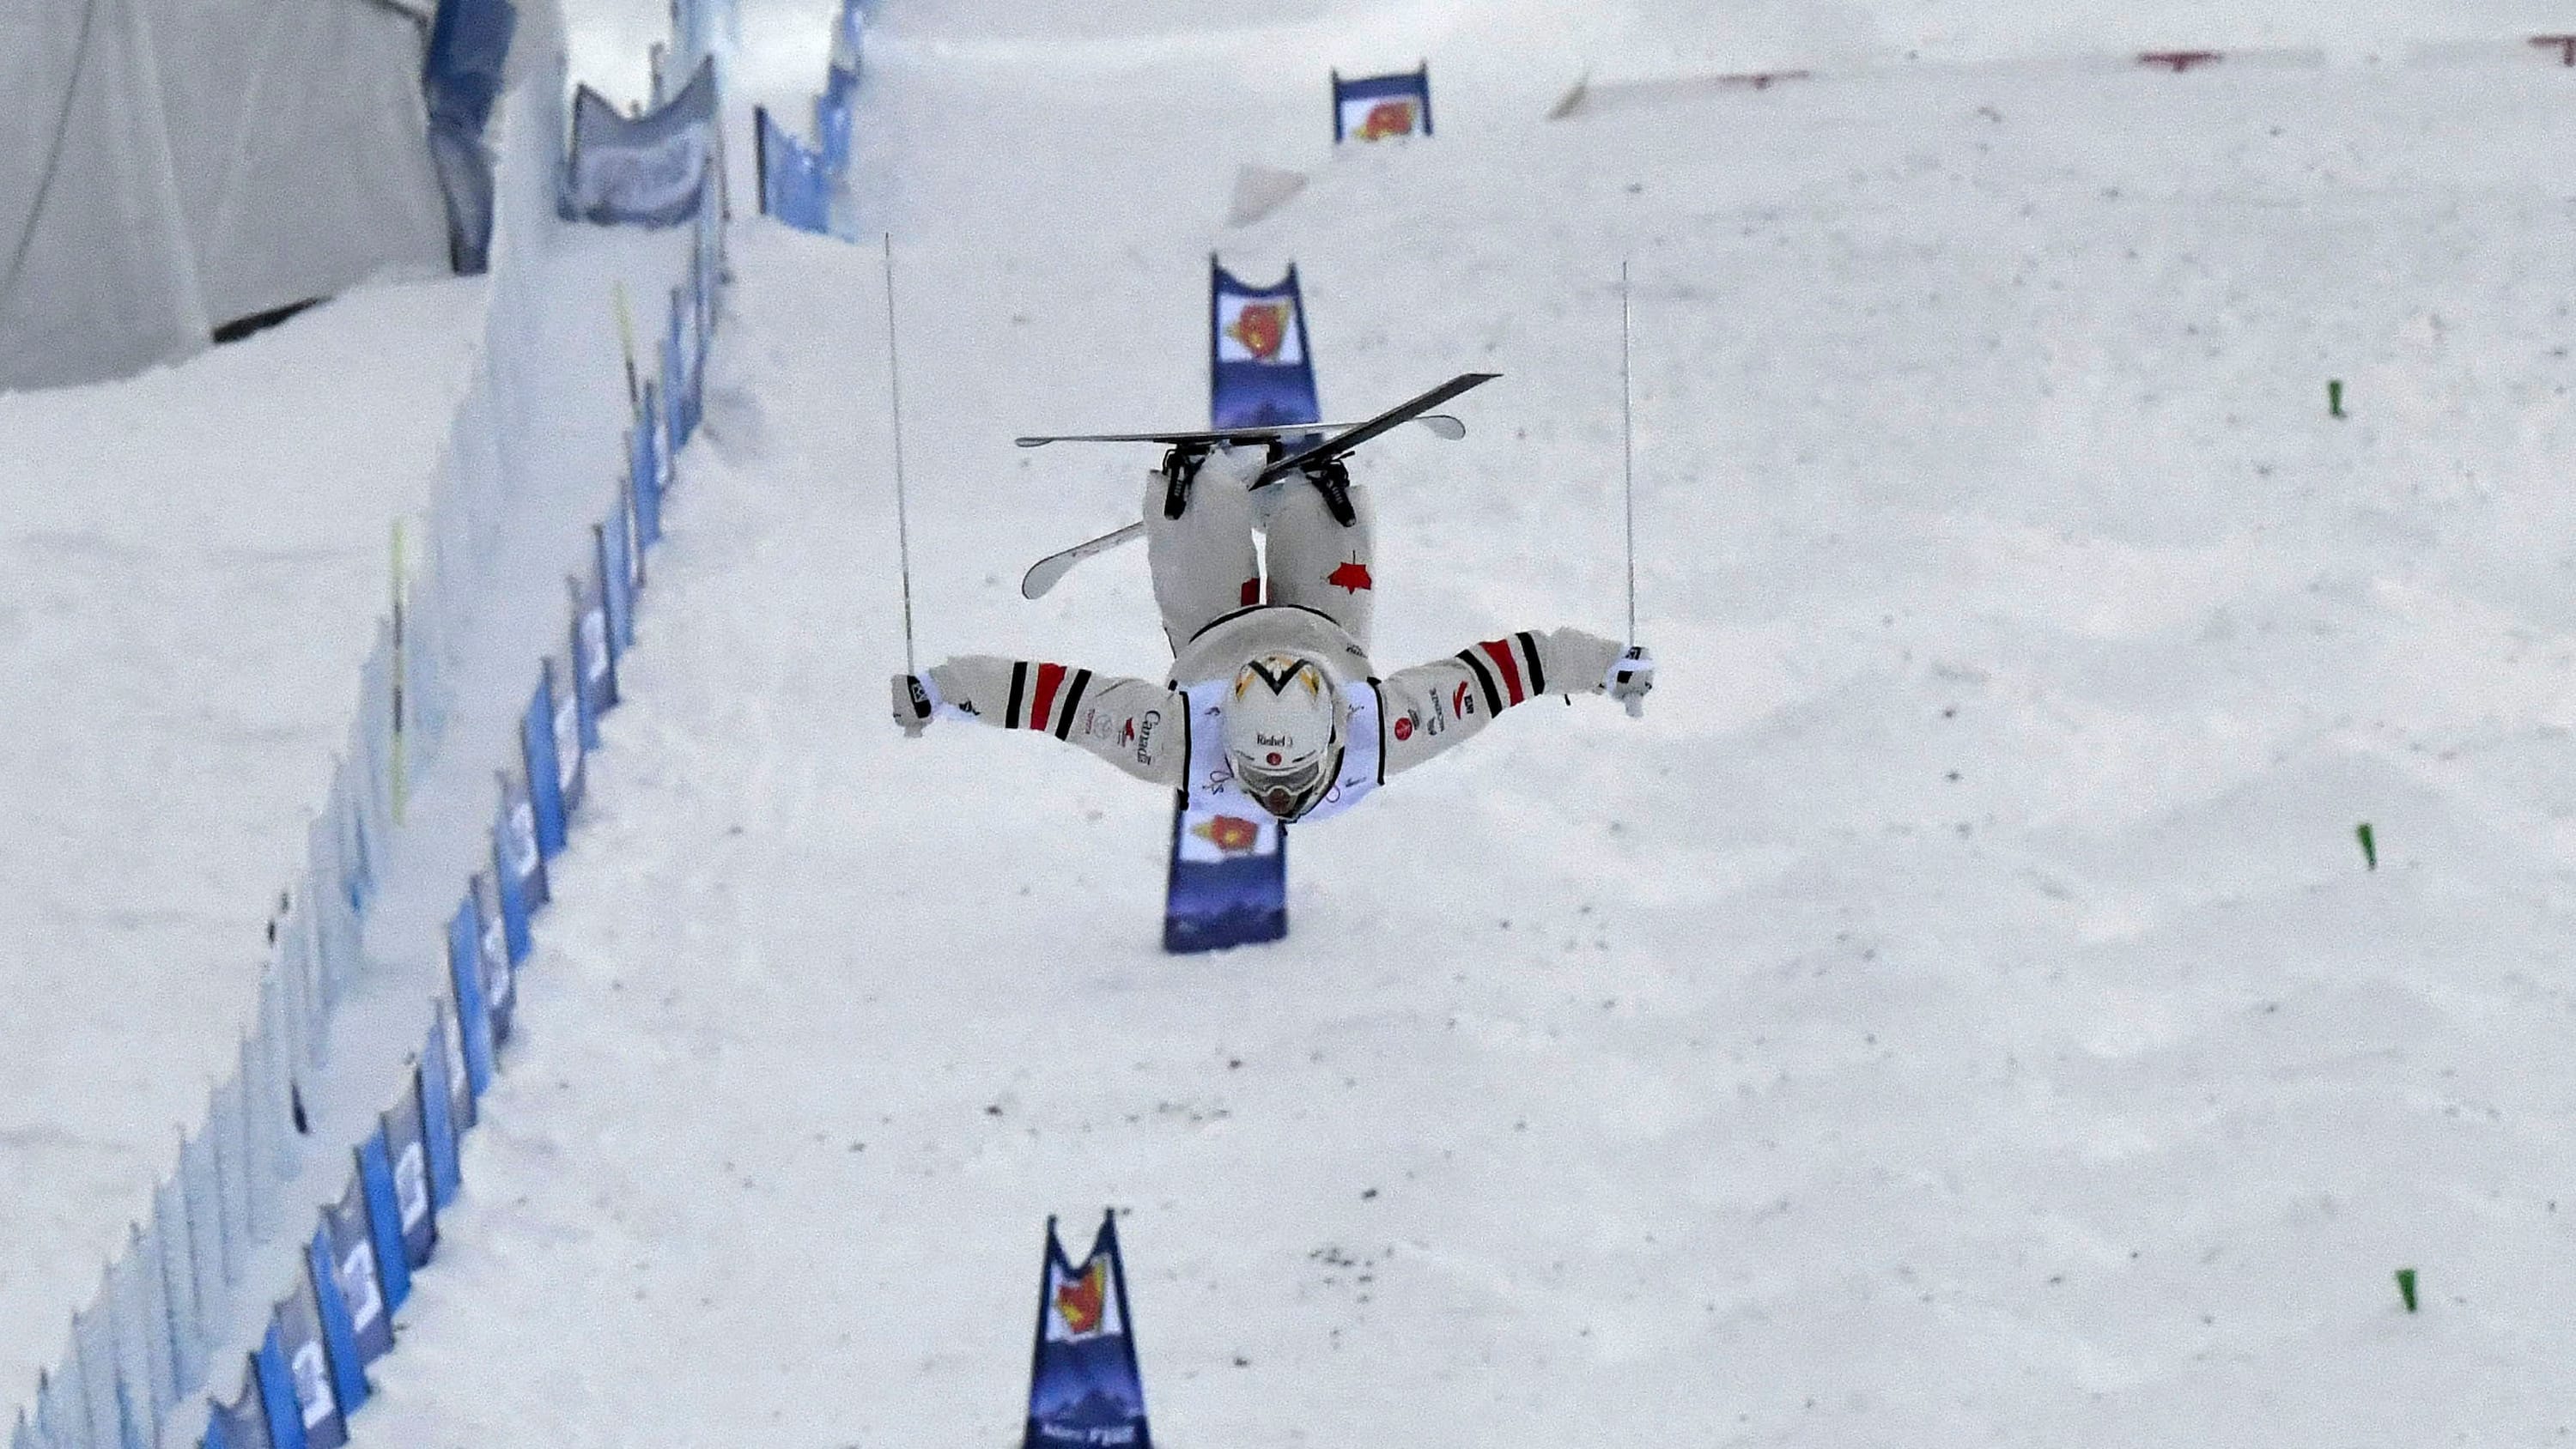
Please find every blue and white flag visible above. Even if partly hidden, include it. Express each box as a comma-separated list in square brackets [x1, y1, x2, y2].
[1332, 65, 1432, 142]
[1024, 1213, 1151, 1449]
[566, 61, 719, 227]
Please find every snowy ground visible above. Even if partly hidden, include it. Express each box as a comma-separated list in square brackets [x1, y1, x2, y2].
[0, 68, 683, 1423]
[0, 273, 489, 1396]
[337, 3, 2576, 1445]
[14, 0, 2576, 1441]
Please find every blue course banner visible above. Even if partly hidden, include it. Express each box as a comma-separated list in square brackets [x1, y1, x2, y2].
[419, 1008, 467, 1203]
[564, 59, 718, 228]
[1208, 258, 1321, 430]
[380, 1071, 438, 1267]
[493, 764, 544, 961]
[322, 1174, 394, 1366]
[446, 897, 497, 1097]
[355, 1131, 414, 1313]
[274, 1268, 343, 1448]
[1331, 64, 1432, 142]
[1024, 1211, 1151, 1449]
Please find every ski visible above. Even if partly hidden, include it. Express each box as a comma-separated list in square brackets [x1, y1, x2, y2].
[1014, 415, 1463, 448]
[1017, 373, 1498, 600]
[1022, 521, 1144, 599]
[1251, 372, 1497, 488]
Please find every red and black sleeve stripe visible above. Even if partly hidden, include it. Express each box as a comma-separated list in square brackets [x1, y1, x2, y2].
[1005, 661, 1093, 737]
[1455, 634, 1546, 712]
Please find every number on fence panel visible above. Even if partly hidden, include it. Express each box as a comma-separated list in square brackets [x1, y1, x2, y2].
[339, 1244, 383, 1332]
[508, 803, 538, 874]
[293, 1342, 336, 1425]
[396, 1143, 430, 1229]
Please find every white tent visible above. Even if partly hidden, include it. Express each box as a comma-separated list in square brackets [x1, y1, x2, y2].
[0, 0, 458, 391]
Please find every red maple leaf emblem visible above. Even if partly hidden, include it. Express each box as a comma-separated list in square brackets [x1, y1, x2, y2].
[1327, 559, 1373, 593]
[1226, 303, 1289, 361]
[1393, 715, 1414, 741]
[1055, 1262, 1107, 1336]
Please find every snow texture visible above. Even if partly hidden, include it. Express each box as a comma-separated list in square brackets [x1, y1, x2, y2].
[21, 0, 2576, 1443]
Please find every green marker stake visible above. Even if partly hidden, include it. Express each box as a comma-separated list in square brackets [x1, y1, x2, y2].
[2395, 1267, 2417, 1313]
[2356, 822, 2376, 870]
[2329, 379, 2344, 418]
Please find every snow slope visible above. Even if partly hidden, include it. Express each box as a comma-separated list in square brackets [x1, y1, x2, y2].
[335, 2, 2576, 1444]
[0, 274, 487, 1397]
[0, 49, 690, 1423]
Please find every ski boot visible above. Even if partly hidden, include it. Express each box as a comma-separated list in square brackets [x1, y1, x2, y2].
[1300, 457, 1358, 527]
[1157, 442, 1212, 519]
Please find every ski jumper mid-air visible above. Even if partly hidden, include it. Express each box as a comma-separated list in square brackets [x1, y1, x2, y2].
[891, 374, 1655, 826]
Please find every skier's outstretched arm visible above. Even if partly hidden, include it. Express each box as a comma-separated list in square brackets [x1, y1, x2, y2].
[893, 656, 1185, 787]
[1376, 628, 1654, 776]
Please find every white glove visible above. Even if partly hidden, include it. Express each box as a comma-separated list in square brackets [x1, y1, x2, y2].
[1602, 646, 1655, 718]
[891, 671, 939, 737]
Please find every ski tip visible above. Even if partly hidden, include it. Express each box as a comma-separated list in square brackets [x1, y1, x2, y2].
[1022, 555, 1074, 599]
[1013, 437, 1052, 448]
[1420, 414, 1467, 440]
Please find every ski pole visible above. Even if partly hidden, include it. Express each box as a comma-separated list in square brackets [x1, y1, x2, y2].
[882, 233, 918, 674]
[1620, 258, 1637, 648]
[1619, 262, 1646, 718]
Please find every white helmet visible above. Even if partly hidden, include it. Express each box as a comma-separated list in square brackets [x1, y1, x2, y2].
[1223, 652, 1344, 822]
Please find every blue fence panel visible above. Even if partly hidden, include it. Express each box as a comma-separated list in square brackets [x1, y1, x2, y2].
[600, 508, 635, 653]
[549, 654, 585, 822]
[419, 1009, 466, 1206]
[445, 897, 496, 1098]
[574, 572, 613, 750]
[520, 672, 567, 858]
[633, 388, 665, 549]
[492, 766, 543, 960]
[355, 1133, 412, 1313]
[381, 1070, 438, 1267]
[755, 106, 832, 236]
[273, 1270, 341, 1449]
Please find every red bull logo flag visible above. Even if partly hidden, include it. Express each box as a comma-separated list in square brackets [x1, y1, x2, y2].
[1025, 1212, 1151, 1449]
[1332, 64, 1433, 143]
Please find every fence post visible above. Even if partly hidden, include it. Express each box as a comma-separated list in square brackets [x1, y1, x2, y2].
[154, 1175, 204, 1404]
[73, 1297, 116, 1449]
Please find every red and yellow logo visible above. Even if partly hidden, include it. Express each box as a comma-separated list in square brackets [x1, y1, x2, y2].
[1356, 100, 1417, 141]
[1224, 302, 1291, 361]
[1055, 1261, 1108, 1337]
[1190, 815, 1263, 854]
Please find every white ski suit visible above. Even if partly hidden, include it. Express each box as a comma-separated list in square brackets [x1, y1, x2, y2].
[921, 445, 1631, 812]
